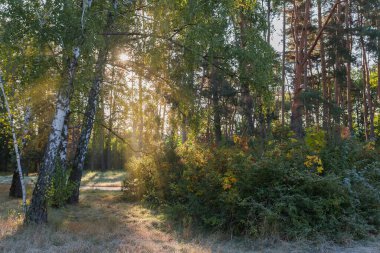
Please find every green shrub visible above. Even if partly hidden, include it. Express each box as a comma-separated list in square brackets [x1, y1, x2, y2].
[123, 140, 183, 206]
[47, 163, 76, 208]
[123, 137, 380, 240]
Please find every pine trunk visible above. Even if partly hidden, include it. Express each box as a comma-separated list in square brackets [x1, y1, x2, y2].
[318, 0, 328, 130]
[345, 0, 353, 132]
[239, 11, 254, 136]
[290, 0, 311, 138]
[281, 1, 286, 126]
[211, 65, 222, 144]
[363, 47, 375, 140]
[334, 3, 343, 127]
[360, 39, 369, 141]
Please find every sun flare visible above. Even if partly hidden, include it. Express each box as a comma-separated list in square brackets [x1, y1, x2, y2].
[119, 53, 129, 62]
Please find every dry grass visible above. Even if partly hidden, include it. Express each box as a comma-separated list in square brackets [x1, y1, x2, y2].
[0, 185, 379, 253]
[0, 171, 123, 188]
[0, 186, 209, 253]
[80, 171, 125, 187]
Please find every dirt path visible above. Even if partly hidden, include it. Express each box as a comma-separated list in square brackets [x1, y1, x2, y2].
[0, 172, 123, 191]
[0, 178, 379, 252]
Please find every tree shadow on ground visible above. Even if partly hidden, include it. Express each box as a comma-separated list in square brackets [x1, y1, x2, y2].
[0, 187, 213, 252]
[1, 186, 379, 253]
[78, 171, 126, 187]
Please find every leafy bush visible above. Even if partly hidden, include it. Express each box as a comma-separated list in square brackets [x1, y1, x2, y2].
[123, 136, 380, 241]
[47, 163, 76, 208]
[123, 140, 183, 206]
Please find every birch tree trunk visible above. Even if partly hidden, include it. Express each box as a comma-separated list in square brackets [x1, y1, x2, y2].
[10, 104, 31, 198]
[67, 48, 109, 203]
[0, 74, 27, 213]
[67, 4, 115, 203]
[58, 113, 70, 170]
[25, 51, 79, 223]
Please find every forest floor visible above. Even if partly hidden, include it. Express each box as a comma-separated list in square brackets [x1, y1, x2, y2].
[0, 173, 379, 253]
[0, 170, 124, 191]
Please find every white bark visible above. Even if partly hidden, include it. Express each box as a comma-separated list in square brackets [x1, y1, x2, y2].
[68, 40, 109, 203]
[9, 103, 31, 197]
[27, 0, 84, 223]
[68, 1, 117, 203]
[59, 114, 69, 167]
[21, 104, 31, 149]
[0, 73, 27, 213]
[26, 50, 79, 223]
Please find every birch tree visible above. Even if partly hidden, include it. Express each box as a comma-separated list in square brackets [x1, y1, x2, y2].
[26, 48, 80, 223]
[9, 104, 31, 198]
[25, 0, 88, 223]
[0, 73, 27, 213]
[67, 0, 117, 204]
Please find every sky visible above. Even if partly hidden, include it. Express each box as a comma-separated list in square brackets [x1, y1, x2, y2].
[270, 14, 284, 53]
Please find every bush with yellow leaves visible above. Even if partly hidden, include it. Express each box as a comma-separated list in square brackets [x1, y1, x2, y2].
[304, 155, 324, 174]
[123, 136, 380, 241]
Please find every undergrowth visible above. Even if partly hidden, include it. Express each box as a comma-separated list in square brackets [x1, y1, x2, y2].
[123, 129, 380, 241]
[47, 163, 76, 208]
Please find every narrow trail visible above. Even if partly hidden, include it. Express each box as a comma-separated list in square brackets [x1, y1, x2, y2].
[0, 173, 379, 252]
[0, 172, 123, 191]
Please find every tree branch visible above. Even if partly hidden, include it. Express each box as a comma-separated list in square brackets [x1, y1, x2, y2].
[302, 0, 342, 66]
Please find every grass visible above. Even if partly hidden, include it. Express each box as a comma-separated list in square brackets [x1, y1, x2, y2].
[0, 185, 209, 253]
[1, 179, 380, 252]
[0, 170, 123, 187]
[0, 172, 11, 176]
[81, 170, 125, 187]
